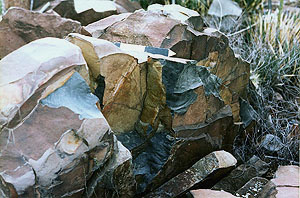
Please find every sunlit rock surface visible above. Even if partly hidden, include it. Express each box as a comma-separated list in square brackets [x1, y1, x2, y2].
[0, 7, 81, 59]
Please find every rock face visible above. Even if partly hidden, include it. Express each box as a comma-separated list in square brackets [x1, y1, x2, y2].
[213, 156, 269, 194]
[190, 189, 238, 198]
[0, 7, 81, 59]
[67, 25, 249, 193]
[92, 10, 249, 123]
[2, 0, 31, 11]
[49, 0, 140, 26]
[144, 150, 237, 197]
[236, 177, 271, 198]
[0, 38, 135, 197]
[271, 165, 299, 198]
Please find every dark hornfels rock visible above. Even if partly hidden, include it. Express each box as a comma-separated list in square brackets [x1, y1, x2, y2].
[213, 156, 269, 194]
[144, 151, 237, 198]
[51, 0, 120, 26]
[236, 177, 271, 198]
[0, 7, 81, 59]
[66, 33, 244, 194]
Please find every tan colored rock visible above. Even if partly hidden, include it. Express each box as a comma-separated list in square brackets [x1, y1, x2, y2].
[66, 33, 147, 133]
[191, 189, 239, 198]
[2, 0, 31, 11]
[0, 7, 81, 59]
[144, 151, 237, 198]
[271, 165, 299, 198]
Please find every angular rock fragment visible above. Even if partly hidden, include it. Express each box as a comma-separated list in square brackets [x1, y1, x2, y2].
[99, 10, 180, 46]
[2, 0, 31, 11]
[114, 0, 142, 13]
[66, 33, 147, 133]
[0, 38, 135, 197]
[236, 177, 270, 198]
[271, 165, 299, 198]
[83, 13, 131, 38]
[0, 37, 85, 128]
[95, 9, 250, 123]
[144, 150, 237, 198]
[0, 7, 81, 59]
[148, 4, 201, 25]
[0, 175, 17, 198]
[213, 155, 269, 194]
[49, 0, 121, 26]
[190, 189, 239, 198]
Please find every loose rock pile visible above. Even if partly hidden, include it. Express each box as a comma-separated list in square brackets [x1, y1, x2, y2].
[0, 1, 298, 198]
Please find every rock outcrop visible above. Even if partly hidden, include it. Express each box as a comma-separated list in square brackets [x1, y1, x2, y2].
[0, 38, 135, 197]
[144, 150, 237, 197]
[0, 7, 81, 59]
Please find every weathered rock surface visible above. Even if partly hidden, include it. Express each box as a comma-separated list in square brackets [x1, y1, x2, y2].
[49, 0, 133, 26]
[0, 38, 135, 197]
[236, 177, 271, 198]
[95, 10, 250, 123]
[0, 174, 17, 198]
[99, 10, 180, 46]
[190, 189, 239, 198]
[213, 155, 269, 194]
[83, 13, 131, 38]
[66, 33, 147, 133]
[0, 7, 81, 59]
[144, 150, 237, 197]
[0, 37, 85, 128]
[66, 32, 249, 194]
[2, 0, 31, 11]
[271, 165, 299, 198]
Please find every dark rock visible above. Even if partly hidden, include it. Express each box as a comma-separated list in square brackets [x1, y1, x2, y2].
[0, 7, 81, 59]
[51, 0, 120, 26]
[213, 156, 269, 194]
[0, 175, 17, 198]
[236, 177, 270, 198]
[144, 150, 237, 198]
[114, 0, 142, 13]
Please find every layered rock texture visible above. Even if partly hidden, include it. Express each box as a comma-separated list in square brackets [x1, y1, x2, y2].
[0, 3, 290, 198]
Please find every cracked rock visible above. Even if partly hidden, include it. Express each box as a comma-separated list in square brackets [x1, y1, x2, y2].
[0, 7, 82, 59]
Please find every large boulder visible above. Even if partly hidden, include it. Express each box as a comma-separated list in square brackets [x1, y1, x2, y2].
[66, 32, 247, 194]
[0, 38, 135, 197]
[0, 7, 81, 59]
[88, 10, 250, 123]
